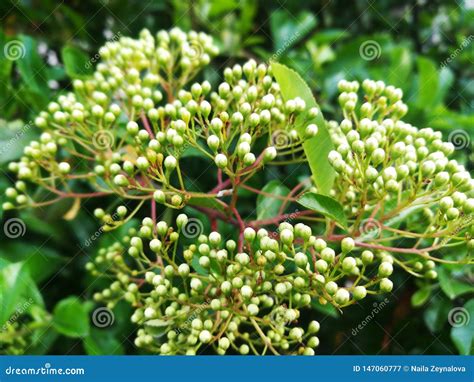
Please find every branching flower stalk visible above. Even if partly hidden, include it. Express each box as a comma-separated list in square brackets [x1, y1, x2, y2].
[3, 28, 473, 355]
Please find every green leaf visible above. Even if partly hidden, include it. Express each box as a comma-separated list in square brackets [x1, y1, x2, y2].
[389, 47, 413, 90]
[297, 192, 347, 229]
[0, 242, 64, 283]
[411, 286, 431, 307]
[83, 328, 125, 355]
[438, 267, 474, 299]
[16, 35, 50, 95]
[52, 297, 90, 338]
[311, 298, 338, 318]
[0, 119, 38, 164]
[144, 318, 173, 337]
[270, 10, 317, 52]
[192, 253, 209, 276]
[0, 260, 43, 325]
[272, 62, 335, 195]
[416, 56, 439, 108]
[61, 45, 94, 79]
[450, 300, 474, 355]
[256, 180, 290, 220]
[188, 195, 226, 212]
[423, 295, 451, 333]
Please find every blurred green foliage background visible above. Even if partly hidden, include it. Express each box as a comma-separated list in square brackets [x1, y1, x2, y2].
[1, 0, 473, 355]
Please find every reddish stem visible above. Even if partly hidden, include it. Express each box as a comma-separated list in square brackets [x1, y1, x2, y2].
[354, 241, 424, 255]
[141, 113, 155, 139]
[151, 199, 157, 228]
[210, 178, 232, 194]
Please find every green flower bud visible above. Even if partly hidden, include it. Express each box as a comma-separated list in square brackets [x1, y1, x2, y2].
[361, 250, 374, 265]
[321, 247, 335, 263]
[334, 288, 350, 305]
[243, 227, 256, 242]
[153, 190, 166, 203]
[214, 153, 228, 168]
[325, 281, 338, 295]
[379, 278, 393, 292]
[341, 237, 355, 253]
[378, 262, 393, 277]
[353, 286, 367, 300]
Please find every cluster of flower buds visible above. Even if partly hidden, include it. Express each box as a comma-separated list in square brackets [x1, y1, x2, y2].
[87, 214, 403, 355]
[4, 29, 472, 356]
[324, 79, 474, 277]
[3, 29, 320, 213]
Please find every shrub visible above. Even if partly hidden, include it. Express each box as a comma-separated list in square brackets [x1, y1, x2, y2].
[3, 28, 473, 355]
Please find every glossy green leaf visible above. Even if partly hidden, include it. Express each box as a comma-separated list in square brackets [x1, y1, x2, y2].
[16, 35, 50, 95]
[450, 300, 474, 355]
[297, 192, 347, 229]
[272, 62, 335, 195]
[0, 260, 43, 325]
[256, 180, 290, 220]
[144, 318, 173, 337]
[188, 195, 226, 212]
[438, 267, 474, 299]
[423, 295, 451, 333]
[52, 297, 90, 338]
[389, 47, 412, 90]
[84, 328, 125, 355]
[416, 56, 439, 108]
[0, 119, 38, 164]
[311, 298, 338, 318]
[411, 286, 431, 307]
[270, 10, 317, 51]
[61, 45, 94, 79]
